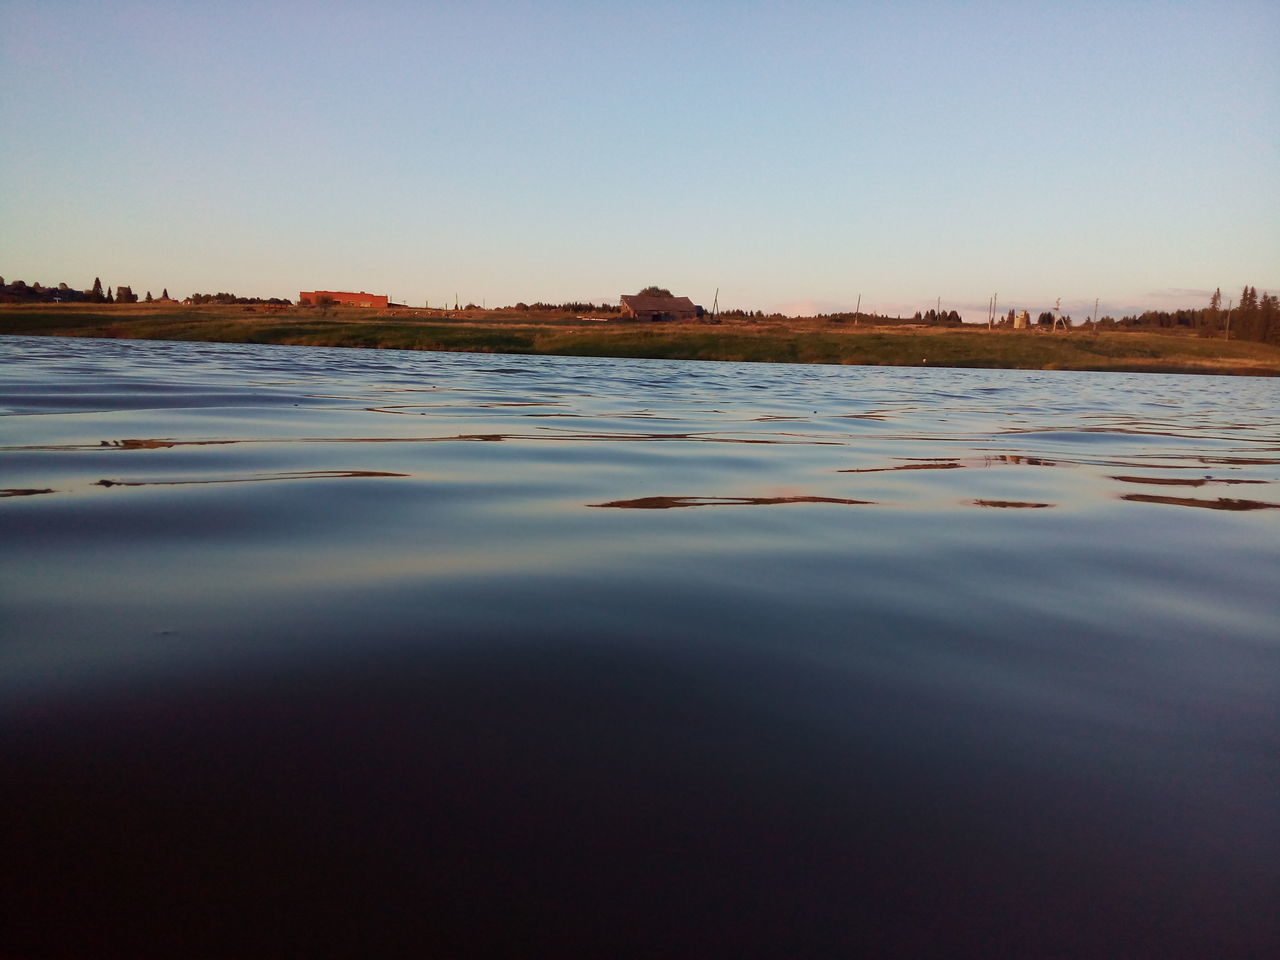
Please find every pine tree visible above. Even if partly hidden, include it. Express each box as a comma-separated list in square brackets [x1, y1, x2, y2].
[1234, 286, 1261, 340]
[1260, 292, 1279, 346]
[161, 288, 169, 300]
[145, 291, 153, 302]
[106, 286, 114, 303]
[91, 277, 104, 302]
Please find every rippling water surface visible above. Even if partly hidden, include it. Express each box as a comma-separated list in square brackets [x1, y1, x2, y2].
[3, 335, 1278, 957]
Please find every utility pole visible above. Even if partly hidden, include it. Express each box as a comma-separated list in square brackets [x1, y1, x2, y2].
[1053, 297, 1065, 332]
[711, 287, 719, 320]
[854, 293, 861, 326]
[1224, 298, 1233, 340]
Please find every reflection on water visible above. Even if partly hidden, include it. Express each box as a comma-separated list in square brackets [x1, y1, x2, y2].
[591, 494, 876, 509]
[1119, 493, 1280, 511]
[2, 335, 1278, 958]
[839, 460, 964, 472]
[973, 499, 1054, 508]
[99, 437, 237, 449]
[1111, 474, 1268, 486]
[988, 453, 1060, 466]
[94, 469, 409, 488]
[1192, 463, 1280, 471]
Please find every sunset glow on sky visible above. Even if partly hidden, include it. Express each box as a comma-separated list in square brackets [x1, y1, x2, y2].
[2, 1, 1276, 320]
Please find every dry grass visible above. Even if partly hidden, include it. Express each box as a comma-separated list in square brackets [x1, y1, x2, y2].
[4, 303, 1278, 376]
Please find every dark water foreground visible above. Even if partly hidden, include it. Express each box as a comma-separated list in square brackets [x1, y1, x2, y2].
[2, 336, 1277, 958]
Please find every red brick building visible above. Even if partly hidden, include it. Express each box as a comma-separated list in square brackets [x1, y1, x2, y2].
[299, 290, 388, 308]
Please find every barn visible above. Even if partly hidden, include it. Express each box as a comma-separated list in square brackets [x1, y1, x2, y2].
[619, 293, 701, 322]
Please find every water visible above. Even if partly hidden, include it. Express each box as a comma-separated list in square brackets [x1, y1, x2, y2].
[2, 335, 1277, 957]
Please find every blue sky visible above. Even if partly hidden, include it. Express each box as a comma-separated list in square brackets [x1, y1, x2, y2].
[2, 0, 1276, 320]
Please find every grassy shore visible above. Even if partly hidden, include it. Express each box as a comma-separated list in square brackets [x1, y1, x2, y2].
[4, 302, 1279, 376]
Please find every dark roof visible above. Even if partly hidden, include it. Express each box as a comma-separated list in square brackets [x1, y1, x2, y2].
[621, 294, 697, 313]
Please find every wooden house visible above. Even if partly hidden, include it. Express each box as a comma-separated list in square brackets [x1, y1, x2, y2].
[619, 293, 701, 322]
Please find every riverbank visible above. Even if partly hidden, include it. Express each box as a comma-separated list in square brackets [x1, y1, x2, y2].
[4, 303, 1278, 375]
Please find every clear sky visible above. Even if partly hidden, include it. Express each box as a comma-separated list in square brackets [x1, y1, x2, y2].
[2, 0, 1276, 320]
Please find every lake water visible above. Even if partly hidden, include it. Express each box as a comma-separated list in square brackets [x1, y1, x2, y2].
[2, 334, 1278, 957]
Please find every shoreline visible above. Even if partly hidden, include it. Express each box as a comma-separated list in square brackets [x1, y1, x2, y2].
[3, 304, 1279, 377]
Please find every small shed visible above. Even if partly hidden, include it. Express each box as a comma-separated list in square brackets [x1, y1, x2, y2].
[619, 294, 701, 322]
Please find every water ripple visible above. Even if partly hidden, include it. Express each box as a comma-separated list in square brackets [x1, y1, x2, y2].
[2, 335, 1277, 956]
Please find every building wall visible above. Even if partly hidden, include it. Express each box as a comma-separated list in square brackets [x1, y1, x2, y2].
[299, 290, 389, 308]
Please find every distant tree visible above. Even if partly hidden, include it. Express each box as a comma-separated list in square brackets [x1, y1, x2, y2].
[1261, 292, 1279, 345]
[1037, 311, 1054, 327]
[91, 277, 105, 302]
[161, 288, 170, 300]
[145, 291, 153, 302]
[106, 286, 114, 303]
[116, 285, 138, 303]
[1234, 285, 1263, 341]
[638, 286, 673, 298]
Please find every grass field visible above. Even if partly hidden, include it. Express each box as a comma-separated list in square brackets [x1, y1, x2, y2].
[4, 302, 1278, 376]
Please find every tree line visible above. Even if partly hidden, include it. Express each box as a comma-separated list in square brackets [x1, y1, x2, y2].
[501, 301, 623, 313]
[0, 276, 291, 306]
[1, 276, 167, 304]
[1104, 286, 1277, 345]
[185, 292, 293, 305]
[911, 309, 964, 325]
